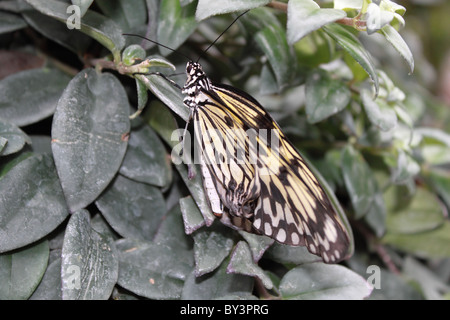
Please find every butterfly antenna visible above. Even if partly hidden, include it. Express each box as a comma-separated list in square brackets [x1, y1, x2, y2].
[196, 10, 249, 63]
[122, 33, 192, 61]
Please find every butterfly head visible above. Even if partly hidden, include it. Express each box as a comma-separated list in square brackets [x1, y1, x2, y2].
[182, 61, 210, 96]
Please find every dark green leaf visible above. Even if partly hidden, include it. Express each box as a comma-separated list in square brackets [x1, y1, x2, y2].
[96, 175, 166, 241]
[26, 0, 125, 57]
[181, 260, 254, 299]
[382, 221, 450, 259]
[158, 0, 197, 55]
[0, 240, 49, 299]
[196, 0, 271, 21]
[287, 0, 346, 44]
[380, 24, 414, 74]
[22, 10, 91, 55]
[122, 44, 146, 66]
[116, 238, 192, 299]
[265, 242, 320, 265]
[29, 257, 62, 300]
[384, 186, 445, 234]
[61, 210, 118, 300]
[341, 145, 379, 218]
[361, 88, 397, 131]
[119, 122, 172, 188]
[323, 23, 379, 95]
[255, 24, 296, 91]
[0, 119, 31, 156]
[96, 0, 146, 30]
[279, 263, 372, 299]
[137, 74, 189, 121]
[0, 68, 71, 126]
[51, 69, 130, 212]
[427, 169, 450, 209]
[238, 231, 273, 262]
[0, 153, 68, 252]
[0, 11, 27, 34]
[227, 241, 273, 289]
[192, 223, 234, 276]
[180, 195, 205, 234]
[153, 204, 193, 251]
[305, 69, 351, 123]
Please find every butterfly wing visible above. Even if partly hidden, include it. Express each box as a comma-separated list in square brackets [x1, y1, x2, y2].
[192, 81, 350, 262]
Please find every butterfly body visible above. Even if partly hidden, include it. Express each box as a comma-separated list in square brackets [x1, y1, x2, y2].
[182, 61, 350, 263]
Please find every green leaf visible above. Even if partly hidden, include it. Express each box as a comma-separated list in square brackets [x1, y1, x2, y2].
[255, 24, 296, 90]
[265, 242, 320, 265]
[61, 210, 118, 300]
[416, 127, 450, 165]
[238, 231, 273, 262]
[361, 88, 397, 131]
[0, 240, 49, 299]
[96, 0, 146, 30]
[287, 0, 346, 44]
[426, 169, 450, 209]
[116, 238, 192, 299]
[382, 221, 450, 259]
[153, 204, 193, 251]
[341, 145, 379, 218]
[122, 44, 146, 66]
[158, 0, 197, 55]
[137, 74, 189, 121]
[403, 257, 450, 300]
[119, 121, 172, 188]
[181, 260, 254, 299]
[192, 223, 234, 277]
[305, 69, 351, 123]
[30, 257, 62, 300]
[0, 119, 31, 156]
[180, 195, 206, 234]
[0, 11, 27, 34]
[96, 175, 166, 241]
[279, 263, 372, 299]
[323, 23, 379, 95]
[51, 69, 130, 212]
[196, 0, 271, 21]
[227, 241, 273, 290]
[0, 68, 71, 126]
[0, 153, 69, 253]
[22, 10, 92, 55]
[25, 0, 125, 58]
[384, 186, 445, 234]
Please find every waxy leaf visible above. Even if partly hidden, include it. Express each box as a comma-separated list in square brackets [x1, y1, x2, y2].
[96, 175, 166, 241]
[0, 241, 49, 299]
[61, 210, 118, 300]
[0, 154, 68, 252]
[0, 68, 70, 126]
[52, 68, 130, 212]
[287, 0, 346, 44]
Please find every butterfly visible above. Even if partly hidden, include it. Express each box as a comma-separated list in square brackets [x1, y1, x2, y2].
[181, 60, 350, 263]
[125, 13, 351, 263]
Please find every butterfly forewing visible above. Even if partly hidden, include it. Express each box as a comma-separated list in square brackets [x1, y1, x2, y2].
[183, 61, 350, 263]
